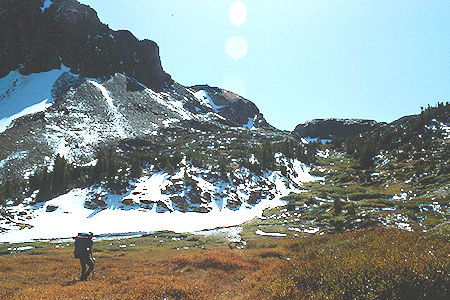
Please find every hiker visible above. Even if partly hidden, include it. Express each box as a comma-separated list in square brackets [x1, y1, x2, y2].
[74, 232, 95, 281]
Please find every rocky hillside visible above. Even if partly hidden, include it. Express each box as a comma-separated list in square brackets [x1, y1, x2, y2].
[293, 118, 380, 139]
[243, 103, 449, 238]
[342, 103, 450, 182]
[0, 116, 318, 240]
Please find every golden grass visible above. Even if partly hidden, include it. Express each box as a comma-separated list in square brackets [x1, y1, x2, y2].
[262, 229, 449, 299]
[0, 247, 270, 299]
[0, 229, 448, 299]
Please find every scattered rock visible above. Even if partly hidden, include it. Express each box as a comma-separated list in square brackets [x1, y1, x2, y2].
[45, 205, 58, 212]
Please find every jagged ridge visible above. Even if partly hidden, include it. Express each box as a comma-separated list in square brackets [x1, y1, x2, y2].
[0, 0, 171, 90]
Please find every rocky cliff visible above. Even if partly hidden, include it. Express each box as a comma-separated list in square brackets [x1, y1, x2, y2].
[0, 0, 171, 90]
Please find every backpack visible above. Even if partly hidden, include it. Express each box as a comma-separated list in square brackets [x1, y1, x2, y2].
[74, 233, 93, 258]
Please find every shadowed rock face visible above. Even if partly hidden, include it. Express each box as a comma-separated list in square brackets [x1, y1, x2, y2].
[293, 119, 380, 139]
[0, 0, 171, 90]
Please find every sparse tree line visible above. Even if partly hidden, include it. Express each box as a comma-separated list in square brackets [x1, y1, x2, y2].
[0, 147, 141, 206]
[242, 139, 317, 174]
[334, 102, 449, 170]
[0, 135, 318, 206]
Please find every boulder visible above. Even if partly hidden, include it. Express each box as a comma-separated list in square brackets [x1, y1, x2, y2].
[45, 204, 58, 212]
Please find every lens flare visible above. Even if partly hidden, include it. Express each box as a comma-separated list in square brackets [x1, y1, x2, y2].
[229, 1, 247, 26]
[225, 36, 248, 60]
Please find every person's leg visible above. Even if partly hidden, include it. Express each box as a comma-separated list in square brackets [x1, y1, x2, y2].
[80, 257, 87, 281]
[84, 256, 94, 280]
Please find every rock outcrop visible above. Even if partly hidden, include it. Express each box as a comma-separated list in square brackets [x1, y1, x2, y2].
[189, 85, 273, 129]
[293, 119, 380, 139]
[0, 0, 171, 90]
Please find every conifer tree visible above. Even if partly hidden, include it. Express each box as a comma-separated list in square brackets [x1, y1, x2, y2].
[52, 155, 68, 194]
[359, 145, 374, 169]
[92, 152, 106, 183]
[106, 149, 118, 180]
[334, 198, 343, 215]
[130, 151, 143, 178]
[257, 141, 275, 170]
[306, 142, 317, 164]
[36, 166, 50, 202]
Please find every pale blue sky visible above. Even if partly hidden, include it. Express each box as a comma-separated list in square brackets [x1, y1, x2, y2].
[79, 0, 449, 130]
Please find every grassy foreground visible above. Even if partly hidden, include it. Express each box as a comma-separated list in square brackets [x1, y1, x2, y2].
[0, 228, 448, 299]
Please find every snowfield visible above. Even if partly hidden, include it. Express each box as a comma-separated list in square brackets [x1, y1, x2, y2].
[0, 66, 70, 133]
[88, 80, 129, 138]
[0, 187, 285, 243]
[0, 158, 320, 243]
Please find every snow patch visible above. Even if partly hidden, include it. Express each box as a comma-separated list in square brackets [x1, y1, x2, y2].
[255, 229, 287, 237]
[243, 116, 256, 130]
[146, 89, 193, 121]
[0, 154, 319, 242]
[88, 81, 128, 138]
[0, 185, 287, 243]
[193, 90, 224, 112]
[195, 226, 242, 243]
[302, 137, 332, 144]
[0, 66, 70, 133]
[41, 0, 53, 12]
[317, 149, 330, 158]
[288, 227, 319, 234]
[0, 151, 28, 169]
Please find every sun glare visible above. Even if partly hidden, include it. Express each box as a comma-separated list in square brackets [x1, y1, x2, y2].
[225, 36, 248, 60]
[230, 1, 247, 26]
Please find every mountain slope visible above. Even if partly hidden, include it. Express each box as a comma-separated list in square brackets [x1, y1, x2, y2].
[0, 120, 318, 241]
[0, 0, 310, 241]
[0, 0, 275, 183]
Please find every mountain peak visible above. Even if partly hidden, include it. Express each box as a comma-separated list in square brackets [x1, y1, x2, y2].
[0, 0, 171, 90]
[189, 85, 274, 129]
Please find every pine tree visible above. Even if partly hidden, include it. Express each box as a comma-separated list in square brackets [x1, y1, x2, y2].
[52, 155, 68, 194]
[334, 198, 343, 215]
[257, 141, 275, 170]
[106, 149, 118, 180]
[160, 154, 175, 172]
[306, 142, 317, 164]
[36, 166, 50, 202]
[359, 145, 374, 169]
[92, 152, 106, 183]
[295, 144, 306, 162]
[347, 202, 356, 216]
[130, 151, 142, 178]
